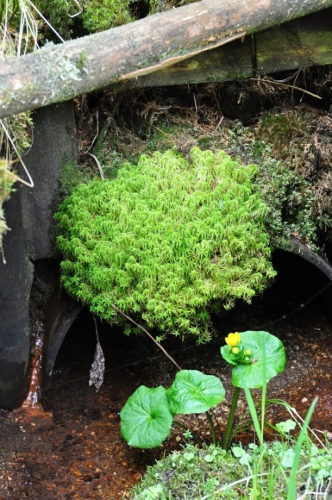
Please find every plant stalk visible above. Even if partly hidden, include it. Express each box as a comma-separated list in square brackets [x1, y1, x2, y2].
[111, 303, 182, 371]
[221, 386, 241, 450]
[205, 410, 216, 445]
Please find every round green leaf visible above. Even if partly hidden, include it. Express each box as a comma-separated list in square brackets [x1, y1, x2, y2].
[166, 369, 225, 414]
[224, 331, 286, 389]
[120, 385, 173, 449]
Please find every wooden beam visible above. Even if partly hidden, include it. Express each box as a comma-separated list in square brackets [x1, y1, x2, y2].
[115, 7, 332, 88]
[1, 0, 332, 118]
[256, 7, 332, 73]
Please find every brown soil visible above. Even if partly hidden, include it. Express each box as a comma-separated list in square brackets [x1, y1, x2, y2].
[0, 251, 331, 499]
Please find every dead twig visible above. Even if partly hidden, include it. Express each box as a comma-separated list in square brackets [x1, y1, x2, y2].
[111, 303, 182, 371]
[249, 77, 322, 99]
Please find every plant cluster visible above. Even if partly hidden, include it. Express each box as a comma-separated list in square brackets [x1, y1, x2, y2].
[55, 159, 86, 209]
[56, 147, 276, 341]
[0, 0, 37, 254]
[120, 370, 225, 449]
[252, 109, 332, 248]
[254, 153, 319, 248]
[120, 330, 286, 450]
[80, 0, 132, 33]
[255, 109, 309, 162]
[86, 91, 332, 253]
[80, 0, 200, 32]
[0, 160, 15, 255]
[131, 435, 332, 500]
[34, 0, 77, 40]
[225, 113, 332, 250]
[125, 331, 330, 500]
[29, 0, 200, 38]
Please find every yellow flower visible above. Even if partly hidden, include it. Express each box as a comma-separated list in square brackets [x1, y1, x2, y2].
[225, 332, 241, 347]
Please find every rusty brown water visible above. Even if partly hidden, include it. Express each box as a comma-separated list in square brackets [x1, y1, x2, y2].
[0, 250, 331, 499]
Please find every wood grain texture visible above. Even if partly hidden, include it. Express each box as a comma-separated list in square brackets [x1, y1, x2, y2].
[1, 0, 332, 118]
[115, 7, 332, 88]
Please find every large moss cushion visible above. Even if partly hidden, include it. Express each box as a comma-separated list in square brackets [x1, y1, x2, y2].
[56, 147, 276, 341]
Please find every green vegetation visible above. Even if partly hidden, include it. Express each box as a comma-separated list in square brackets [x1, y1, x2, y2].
[0, 160, 15, 256]
[0, 1, 36, 255]
[127, 332, 329, 499]
[120, 331, 285, 450]
[57, 159, 86, 205]
[130, 433, 332, 500]
[120, 370, 225, 449]
[35, 1, 76, 39]
[31, 0, 200, 38]
[89, 101, 332, 253]
[255, 152, 319, 249]
[255, 109, 309, 161]
[228, 109, 332, 249]
[81, 0, 132, 32]
[80, 0, 199, 32]
[56, 147, 276, 341]
[251, 112, 332, 249]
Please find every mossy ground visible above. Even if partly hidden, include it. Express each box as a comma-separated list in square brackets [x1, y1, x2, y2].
[130, 440, 332, 499]
[76, 85, 332, 254]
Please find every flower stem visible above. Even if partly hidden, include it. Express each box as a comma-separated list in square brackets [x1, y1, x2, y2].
[221, 386, 241, 450]
[205, 410, 216, 445]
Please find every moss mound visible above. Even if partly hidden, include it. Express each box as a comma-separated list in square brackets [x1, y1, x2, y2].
[130, 441, 332, 499]
[56, 147, 276, 341]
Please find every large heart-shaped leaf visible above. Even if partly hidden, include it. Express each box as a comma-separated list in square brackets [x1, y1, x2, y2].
[166, 369, 225, 414]
[120, 385, 173, 449]
[221, 331, 286, 389]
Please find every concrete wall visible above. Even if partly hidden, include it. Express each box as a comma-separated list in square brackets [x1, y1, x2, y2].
[0, 101, 78, 409]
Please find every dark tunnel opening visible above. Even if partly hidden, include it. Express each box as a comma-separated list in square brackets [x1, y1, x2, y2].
[48, 248, 332, 404]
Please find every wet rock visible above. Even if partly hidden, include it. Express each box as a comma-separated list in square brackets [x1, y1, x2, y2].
[42, 274, 82, 403]
[0, 101, 78, 409]
[0, 189, 34, 409]
[21, 102, 76, 261]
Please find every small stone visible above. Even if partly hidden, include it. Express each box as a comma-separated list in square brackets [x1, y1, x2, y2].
[132, 472, 142, 482]
[302, 397, 308, 403]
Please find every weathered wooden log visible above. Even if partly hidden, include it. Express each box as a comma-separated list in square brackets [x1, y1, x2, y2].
[1, 0, 332, 118]
[114, 7, 332, 89]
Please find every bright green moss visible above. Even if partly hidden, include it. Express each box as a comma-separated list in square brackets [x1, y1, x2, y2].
[81, 0, 132, 32]
[0, 160, 15, 255]
[56, 148, 276, 342]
